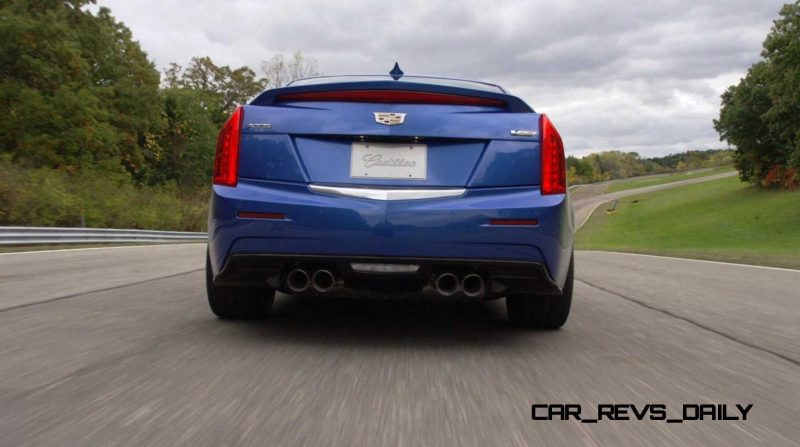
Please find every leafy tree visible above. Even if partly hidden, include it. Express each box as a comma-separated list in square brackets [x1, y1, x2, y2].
[158, 53, 321, 189]
[148, 88, 218, 189]
[0, 0, 162, 175]
[0, 0, 323, 228]
[715, 63, 782, 183]
[762, 2, 800, 169]
[715, 2, 800, 187]
[163, 56, 265, 124]
[162, 52, 320, 120]
[567, 155, 598, 184]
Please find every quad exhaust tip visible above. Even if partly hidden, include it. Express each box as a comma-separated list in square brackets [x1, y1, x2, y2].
[286, 268, 311, 293]
[291, 268, 482, 297]
[434, 273, 460, 297]
[461, 273, 485, 297]
[311, 269, 336, 293]
[434, 272, 485, 297]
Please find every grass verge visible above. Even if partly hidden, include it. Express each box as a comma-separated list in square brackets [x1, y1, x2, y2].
[576, 176, 800, 269]
[606, 166, 735, 193]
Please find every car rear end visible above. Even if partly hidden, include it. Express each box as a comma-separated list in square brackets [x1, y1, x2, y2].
[206, 76, 574, 327]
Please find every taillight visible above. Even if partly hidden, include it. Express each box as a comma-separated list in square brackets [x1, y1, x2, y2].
[276, 90, 506, 107]
[213, 106, 243, 187]
[539, 114, 566, 195]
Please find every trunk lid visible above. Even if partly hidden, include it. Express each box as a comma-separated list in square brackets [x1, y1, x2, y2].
[238, 85, 541, 188]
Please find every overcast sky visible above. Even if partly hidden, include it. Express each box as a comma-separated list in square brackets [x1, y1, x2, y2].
[97, 0, 786, 157]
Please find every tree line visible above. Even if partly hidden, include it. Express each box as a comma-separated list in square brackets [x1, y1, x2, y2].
[714, 2, 799, 189]
[3, 1, 786, 230]
[567, 150, 733, 185]
[0, 0, 317, 229]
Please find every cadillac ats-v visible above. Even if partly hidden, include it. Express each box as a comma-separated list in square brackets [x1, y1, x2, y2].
[206, 70, 574, 329]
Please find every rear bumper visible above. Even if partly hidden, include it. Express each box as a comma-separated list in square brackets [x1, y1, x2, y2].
[216, 253, 561, 298]
[208, 179, 574, 292]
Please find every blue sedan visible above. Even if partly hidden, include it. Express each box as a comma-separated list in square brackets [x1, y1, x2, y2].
[206, 68, 574, 329]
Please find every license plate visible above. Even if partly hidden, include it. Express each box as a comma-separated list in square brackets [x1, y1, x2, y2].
[350, 142, 427, 180]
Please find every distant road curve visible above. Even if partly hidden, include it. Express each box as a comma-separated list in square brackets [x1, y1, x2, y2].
[572, 170, 738, 229]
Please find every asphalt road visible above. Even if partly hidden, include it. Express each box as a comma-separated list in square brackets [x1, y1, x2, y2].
[1, 241, 798, 446]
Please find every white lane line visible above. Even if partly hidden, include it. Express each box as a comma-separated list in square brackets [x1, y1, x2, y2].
[0, 242, 206, 257]
[578, 250, 800, 273]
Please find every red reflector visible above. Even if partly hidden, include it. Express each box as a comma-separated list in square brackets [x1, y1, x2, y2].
[540, 114, 566, 195]
[489, 219, 539, 226]
[213, 106, 243, 187]
[276, 90, 506, 107]
[237, 212, 285, 220]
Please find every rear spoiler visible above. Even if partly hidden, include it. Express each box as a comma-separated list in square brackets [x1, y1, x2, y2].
[250, 81, 534, 113]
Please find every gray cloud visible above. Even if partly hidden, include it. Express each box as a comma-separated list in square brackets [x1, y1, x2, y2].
[97, 0, 785, 156]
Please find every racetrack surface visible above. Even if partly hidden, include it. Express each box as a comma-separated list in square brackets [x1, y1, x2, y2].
[1, 242, 798, 446]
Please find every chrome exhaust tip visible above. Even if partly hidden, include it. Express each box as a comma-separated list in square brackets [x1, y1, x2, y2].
[286, 268, 310, 293]
[311, 269, 336, 293]
[435, 273, 459, 296]
[461, 273, 485, 297]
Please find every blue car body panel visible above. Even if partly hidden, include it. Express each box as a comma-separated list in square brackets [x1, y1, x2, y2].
[208, 78, 574, 296]
[238, 103, 542, 187]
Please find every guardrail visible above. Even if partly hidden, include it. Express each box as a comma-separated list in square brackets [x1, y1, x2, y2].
[0, 226, 207, 245]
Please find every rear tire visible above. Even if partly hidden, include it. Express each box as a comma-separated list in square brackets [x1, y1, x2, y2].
[206, 252, 274, 319]
[506, 254, 573, 329]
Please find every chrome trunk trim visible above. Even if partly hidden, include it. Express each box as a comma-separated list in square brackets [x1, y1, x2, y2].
[309, 184, 465, 201]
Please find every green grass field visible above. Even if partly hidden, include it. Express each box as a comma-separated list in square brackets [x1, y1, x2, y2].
[606, 166, 735, 193]
[576, 176, 800, 269]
